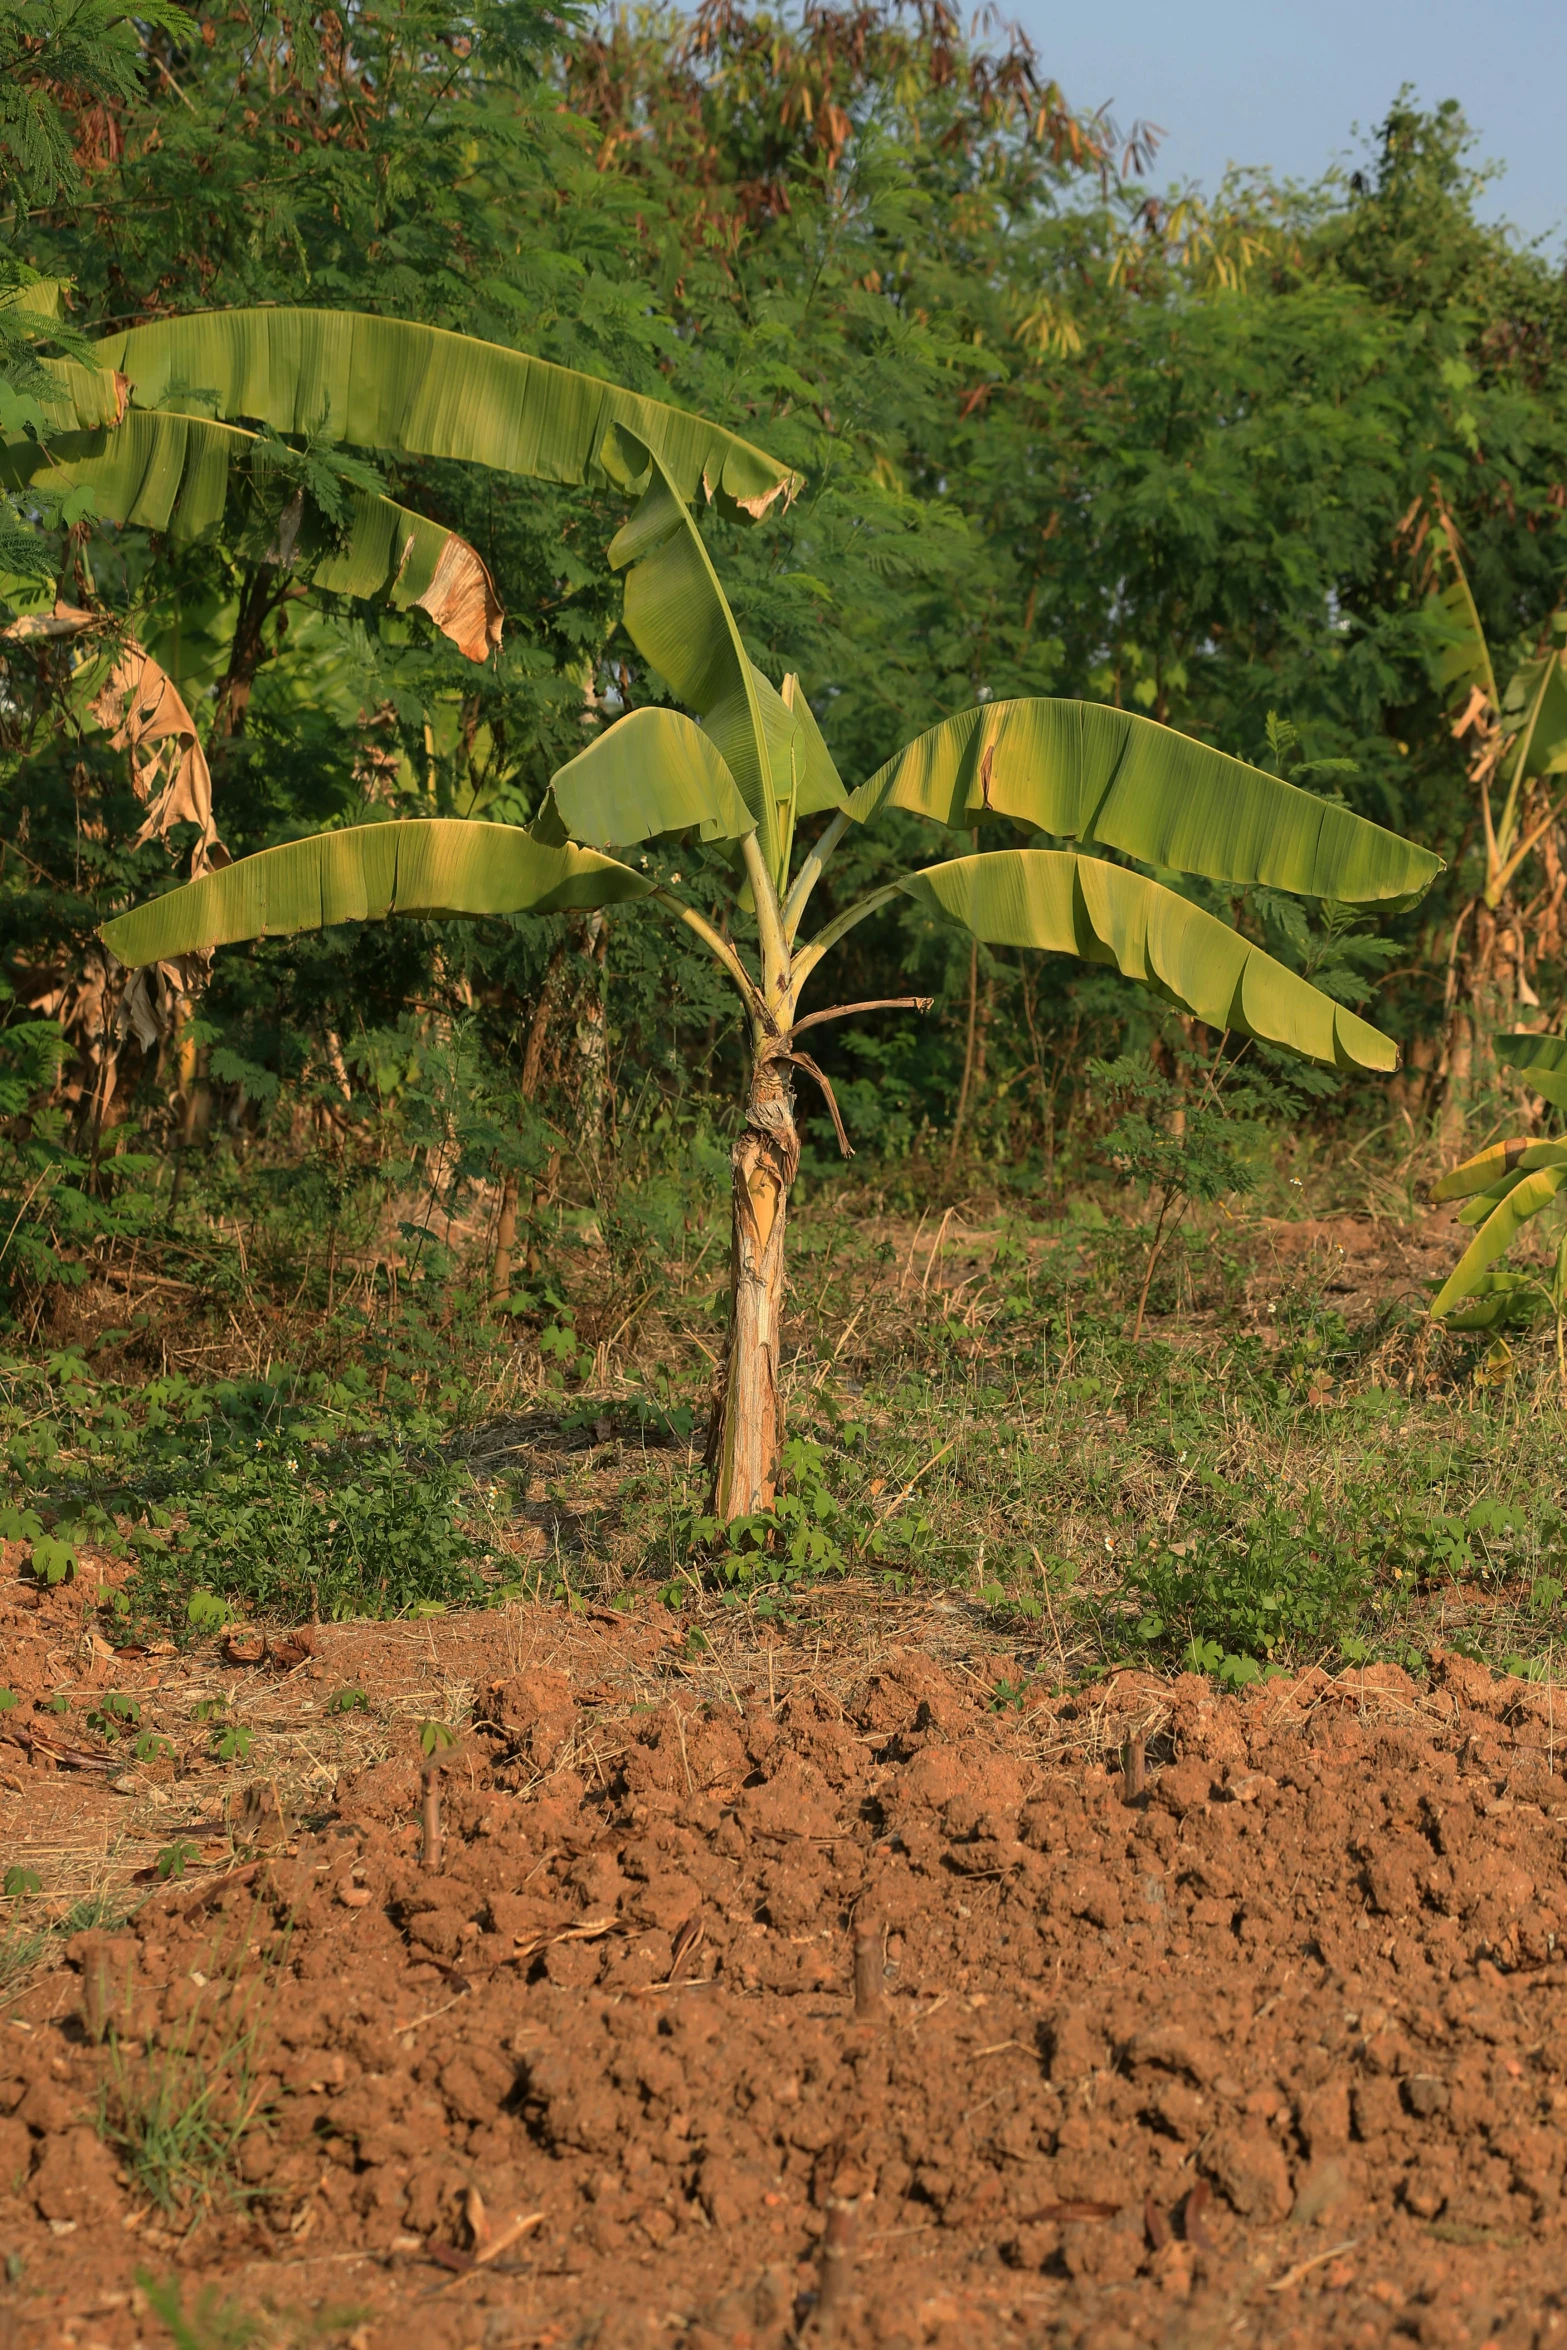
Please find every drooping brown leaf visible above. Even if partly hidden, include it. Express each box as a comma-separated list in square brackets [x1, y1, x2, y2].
[407, 533, 503, 663]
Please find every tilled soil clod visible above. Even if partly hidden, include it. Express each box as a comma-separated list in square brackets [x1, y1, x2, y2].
[5, 1639, 1567, 2347]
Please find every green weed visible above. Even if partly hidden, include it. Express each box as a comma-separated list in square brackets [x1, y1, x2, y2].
[667, 1435, 929, 1613]
[3, 1889, 126, 2009]
[137, 2275, 259, 2350]
[137, 2272, 368, 2349]
[127, 1449, 494, 1629]
[99, 1964, 275, 2220]
[86, 1692, 141, 1739]
[0, 1915, 47, 2000]
[1130, 1508, 1376, 1669]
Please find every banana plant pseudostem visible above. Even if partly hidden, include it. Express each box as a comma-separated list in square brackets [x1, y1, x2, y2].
[104, 426, 1443, 1523]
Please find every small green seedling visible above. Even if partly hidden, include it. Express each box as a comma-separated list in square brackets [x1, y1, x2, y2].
[134, 1731, 174, 1763]
[211, 1725, 254, 1764]
[0, 1690, 17, 1714]
[47, 1692, 70, 1715]
[417, 1719, 459, 1760]
[154, 1841, 199, 1882]
[0, 1507, 43, 1543]
[186, 1590, 227, 1631]
[3, 1867, 42, 1898]
[30, 1535, 76, 1586]
[990, 1676, 1027, 1713]
[192, 1697, 228, 1723]
[327, 1687, 368, 1715]
[87, 1693, 142, 1740]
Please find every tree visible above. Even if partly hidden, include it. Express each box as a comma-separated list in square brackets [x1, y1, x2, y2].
[103, 431, 1441, 1513]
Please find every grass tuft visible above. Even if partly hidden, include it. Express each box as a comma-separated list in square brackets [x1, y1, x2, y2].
[99, 1946, 277, 2222]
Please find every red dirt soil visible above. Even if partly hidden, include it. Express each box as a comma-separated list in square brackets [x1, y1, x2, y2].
[7, 1631, 1567, 2348]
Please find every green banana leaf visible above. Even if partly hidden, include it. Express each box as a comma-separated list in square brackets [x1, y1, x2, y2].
[57, 311, 798, 521]
[1431, 1136, 1567, 1203]
[539, 707, 754, 850]
[1495, 1031, 1567, 1112]
[781, 673, 849, 819]
[101, 820, 649, 968]
[851, 700, 1442, 905]
[0, 410, 500, 659]
[609, 439, 793, 875]
[2, 279, 68, 323]
[896, 850, 1398, 1069]
[1431, 1163, 1567, 1318]
[1433, 556, 1497, 712]
[1498, 626, 1567, 789]
[31, 354, 128, 435]
[1440, 1272, 1547, 1332]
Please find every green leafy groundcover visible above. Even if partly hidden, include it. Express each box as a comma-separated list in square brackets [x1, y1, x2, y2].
[1131, 1508, 1376, 1675]
[125, 1447, 494, 1628]
[0, 1352, 503, 1630]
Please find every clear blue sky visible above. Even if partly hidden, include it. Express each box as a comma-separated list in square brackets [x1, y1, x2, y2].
[1011, 0, 1565, 254]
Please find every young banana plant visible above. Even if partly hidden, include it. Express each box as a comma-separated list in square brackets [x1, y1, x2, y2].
[103, 430, 1442, 1521]
[1430, 1031, 1567, 1385]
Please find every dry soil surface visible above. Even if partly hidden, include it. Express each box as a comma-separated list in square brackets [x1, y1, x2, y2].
[6, 1604, 1567, 2350]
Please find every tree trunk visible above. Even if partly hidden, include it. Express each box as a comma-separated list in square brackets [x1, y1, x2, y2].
[1438, 1002, 1475, 1161]
[489, 1169, 521, 1307]
[571, 908, 609, 1160]
[706, 1052, 799, 1521]
[945, 935, 980, 1178]
[211, 567, 280, 748]
[491, 941, 569, 1306]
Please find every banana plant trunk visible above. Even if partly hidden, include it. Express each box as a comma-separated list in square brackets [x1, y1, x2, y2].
[706, 1048, 800, 1521]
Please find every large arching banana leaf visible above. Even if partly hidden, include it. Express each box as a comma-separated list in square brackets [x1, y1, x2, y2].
[0, 410, 500, 659]
[1496, 1032, 1567, 1112]
[895, 850, 1398, 1069]
[100, 820, 650, 968]
[851, 700, 1442, 905]
[536, 707, 754, 850]
[33, 353, 129, 434]
[49, 312, 798, 522]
